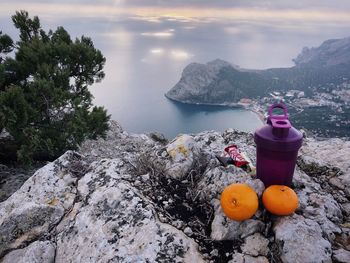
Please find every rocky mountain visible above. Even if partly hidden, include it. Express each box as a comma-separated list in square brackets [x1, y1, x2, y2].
[1, 121, 350, 262]
[165, 37, 350, 104]
[165, 59, 285, 104]
[293, 37, 350, 67]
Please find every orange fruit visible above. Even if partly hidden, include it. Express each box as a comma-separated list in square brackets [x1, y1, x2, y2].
[262, 185, 299, 216]
[220, 183, 259, 221]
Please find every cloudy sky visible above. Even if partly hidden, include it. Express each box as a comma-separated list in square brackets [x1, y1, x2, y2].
[2, 0, 350, 20]
[3, 0, 350, 8]
[2, 1, 350, 68]
[2, 1, 350, 69]
[1, 1, 350, 134]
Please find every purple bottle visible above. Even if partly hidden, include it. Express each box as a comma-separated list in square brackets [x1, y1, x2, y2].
[254, 103, 303, 187]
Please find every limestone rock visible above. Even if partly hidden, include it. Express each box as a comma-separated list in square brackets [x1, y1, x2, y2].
[165, 134, 199, 179]
[274, 214, 332, 263]
[332, 248, 350, 263]
[210, 205, 241, 240]
[1, 241, 55, 263]
[241, 233, 269, 257]
[210, 199, 265, 241]
[55, 158, 205, 263]
[79, 120, 158, 163]
[0, 151, 80, 257]
[0, 165, 38, 202]
[165, 59, 236, 104]
[196, 166, 250, 201]
[304, 193, 342, 240]
[301, 138, 350, 174]
[1, 121, 350, 262]
[244, 255, 269, 263]
[239, 219, 266, 239]
[246, 179, 265, 198]
[229, 253, 245, 263]
[229, 253, 269, 263]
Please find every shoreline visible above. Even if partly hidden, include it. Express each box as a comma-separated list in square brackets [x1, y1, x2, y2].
[165, 94, 265, 124]
[246, 107, 266, 124]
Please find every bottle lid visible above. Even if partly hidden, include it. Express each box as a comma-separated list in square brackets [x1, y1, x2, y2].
[255, 103, 303, 151]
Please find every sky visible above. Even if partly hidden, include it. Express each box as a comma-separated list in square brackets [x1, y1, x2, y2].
[3, 0, 350, 8]
[1, 0, 350, 134]
[2, 0, 350, 21]
[2, 0, 350, 69]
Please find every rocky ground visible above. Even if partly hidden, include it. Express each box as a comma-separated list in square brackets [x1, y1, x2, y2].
[0, 163, 44, 202]
[0, 121, 349, 262]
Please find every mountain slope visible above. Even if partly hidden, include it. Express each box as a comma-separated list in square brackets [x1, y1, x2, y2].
[166, 37, 350, 104]
[293, 37, 350, 67]
[165, 59, 290, 104]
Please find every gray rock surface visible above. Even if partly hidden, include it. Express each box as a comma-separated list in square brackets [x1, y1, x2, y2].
[241, 233, 269, 257]
[166, 134, 200, 179]
[229, 253, 269, 263]
[0, 151, 80, 257]
[55, 158, 204, 263]
[301, 137, 350, 174]
[274, 214, 332, 263]
[210, 199, 265, 241]
[0, 164, 40, 202]
[1, 121, 349, 262]
[332, 248, 350, 263]
[2, 241, 55, 263]
[165, 59, 236, 104]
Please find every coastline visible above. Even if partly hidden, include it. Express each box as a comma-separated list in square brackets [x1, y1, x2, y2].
[165, 94, 265, 124]
[246, 107, 266, 124]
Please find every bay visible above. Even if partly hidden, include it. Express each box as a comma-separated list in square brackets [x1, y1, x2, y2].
[2, 4, 350, 138]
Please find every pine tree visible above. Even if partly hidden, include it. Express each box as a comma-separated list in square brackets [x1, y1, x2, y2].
[0, 11, 110, 163]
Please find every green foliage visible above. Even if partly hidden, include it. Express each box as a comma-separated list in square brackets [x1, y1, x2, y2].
[0, 31, 14, 55]
[0, 10, 110, 163]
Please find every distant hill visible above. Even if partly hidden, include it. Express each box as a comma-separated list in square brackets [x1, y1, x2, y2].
[165, 37, 350, 104]
[293, 37, 350, 67]
[165, 59, 288, 104]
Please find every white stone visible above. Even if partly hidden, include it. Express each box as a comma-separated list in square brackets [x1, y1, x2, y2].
[246, 179, 265, 198]
[2, 241, 55, 263]
[0, 151, 79, 257]
[333, 248, 350, 263]
[304, 193, 343, 240]
[210, 200, 264, 241]
[184, 227, 193, 236]
[229, 253, 244, 263]
[210, 201, 241, 240]
[239, 219, 265, 239]
[244, 255, 269, 263]
[301, 138, 350, 174]
[55, 159, 205, 263]
[141, 173, 150, 181]
[241, 233, 269, 256]
[274, 214, 332, 263]
[196, 166, 251, 202]
[229, 253, 269, 263]
[165, 134, 199, 179]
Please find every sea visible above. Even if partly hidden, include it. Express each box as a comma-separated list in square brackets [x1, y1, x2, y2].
[1, 5, 349, 138]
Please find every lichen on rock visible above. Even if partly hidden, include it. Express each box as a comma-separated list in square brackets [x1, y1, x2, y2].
[0, 120, 349, 262]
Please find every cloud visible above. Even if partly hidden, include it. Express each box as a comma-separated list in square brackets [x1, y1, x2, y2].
[2, 1, 350, 25]
[141, 30, 174, 38]
[3, 0, 350, 11]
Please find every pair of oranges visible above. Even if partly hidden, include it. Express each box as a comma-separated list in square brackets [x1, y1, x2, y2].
[220, 183, 299, 221]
